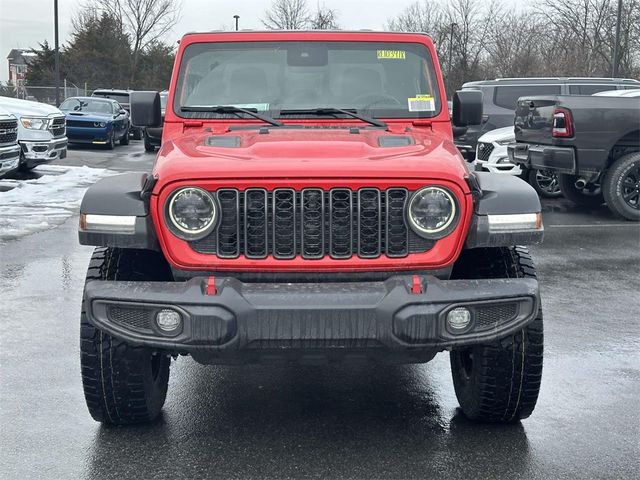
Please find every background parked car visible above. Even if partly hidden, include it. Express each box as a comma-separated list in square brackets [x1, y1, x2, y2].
[0, 96, 67, 172]
[474, 126, 561, 198]
[0, 106, 21, 178]
[143, 90, 168, 152]
[91, 89, 143, 140]
[456, 77, 640, 157]
[60, 97, 130, 149]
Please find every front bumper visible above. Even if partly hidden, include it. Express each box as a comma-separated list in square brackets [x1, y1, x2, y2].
[67, 126, 110, 144]
[508, 143, 576, 174]
[84, 275, 539, 364]
[20, 138, 68, 167]
[0, 144, 21, 176]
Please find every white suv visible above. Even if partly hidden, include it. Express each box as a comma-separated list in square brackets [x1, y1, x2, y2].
[475, 126, 561, 198]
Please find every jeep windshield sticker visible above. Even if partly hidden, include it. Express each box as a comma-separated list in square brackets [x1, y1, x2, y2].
[408, 95, 435, 112]
[377, 50, 406, 60]
[229, 103, 270, 111]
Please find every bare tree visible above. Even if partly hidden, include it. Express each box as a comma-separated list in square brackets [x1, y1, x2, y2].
[92, 0, 182, 84]
[262, 0, 310, 29]
[309, 3, 340, 30]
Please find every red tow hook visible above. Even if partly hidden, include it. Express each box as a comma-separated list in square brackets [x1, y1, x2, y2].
[411, 275, 423, 295]
[206, 276, 217, 296]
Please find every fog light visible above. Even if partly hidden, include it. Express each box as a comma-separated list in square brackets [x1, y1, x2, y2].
[447, 307, 471, 331]
[156, 309, 182, 332]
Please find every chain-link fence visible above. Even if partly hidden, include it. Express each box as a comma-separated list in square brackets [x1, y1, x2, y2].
[1, 82, 101, 105]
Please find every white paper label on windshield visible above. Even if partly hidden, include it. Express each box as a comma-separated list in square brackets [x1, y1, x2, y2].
[407, 95, 435, 112]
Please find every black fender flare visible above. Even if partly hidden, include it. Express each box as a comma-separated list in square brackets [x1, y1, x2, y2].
[465, 172, 544, 248]
[78, 173, 159, 250]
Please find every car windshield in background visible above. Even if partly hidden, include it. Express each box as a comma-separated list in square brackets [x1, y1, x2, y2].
[94, 93, 130, 104]
[175, 41, 442, 119]
[60, 98, 114, 115]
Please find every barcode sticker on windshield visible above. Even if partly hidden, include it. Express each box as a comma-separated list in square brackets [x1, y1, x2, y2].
[408, 95, 435, 112]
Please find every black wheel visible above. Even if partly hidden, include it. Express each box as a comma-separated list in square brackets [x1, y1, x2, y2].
[602, 152, 640, 221]
[120, 127, 130, 145]
[80, 247, 173, 425]
[528, 169, 561, 198]
[449, 247, 543, 423]
[144, 133, 155, 152]
[558, 174, 604, 207]
[132, 127, 142, 140]
[106, 132, 115, 150]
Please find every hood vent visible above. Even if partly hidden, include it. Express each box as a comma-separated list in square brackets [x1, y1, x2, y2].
[378, 136, 414, 148]
[206, 136, 241, 148]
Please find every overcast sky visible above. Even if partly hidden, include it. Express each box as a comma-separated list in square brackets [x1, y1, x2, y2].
[0, 0, 519, 82]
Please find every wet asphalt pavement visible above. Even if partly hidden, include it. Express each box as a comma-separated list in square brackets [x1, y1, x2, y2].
[1, 142, 639, 479]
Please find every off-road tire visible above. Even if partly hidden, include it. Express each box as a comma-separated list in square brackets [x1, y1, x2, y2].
[120, 127, 130, 145]
[449, 247, 543, 423]
[528, 169, 561, 198]
[80, 247, 173, 425]
[602, 152, 640, 221]
[558, 174, 604, 207]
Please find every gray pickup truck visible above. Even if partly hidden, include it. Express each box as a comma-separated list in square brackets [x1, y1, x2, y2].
[509, 89, 640, 220]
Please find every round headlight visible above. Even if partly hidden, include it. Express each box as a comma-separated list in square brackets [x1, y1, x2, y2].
[407, 186, 458, 239]
[166, 187, 217, 240]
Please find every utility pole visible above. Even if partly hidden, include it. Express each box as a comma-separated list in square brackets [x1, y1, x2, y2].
[234, 15, 240, 31]
[447, 23, 457, 97]
[54, 0, 60, 106]
[612, 0, 623, 77]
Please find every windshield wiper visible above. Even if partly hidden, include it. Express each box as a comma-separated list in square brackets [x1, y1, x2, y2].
[278, 107, 387, 129]
[180, 105, 283, 127]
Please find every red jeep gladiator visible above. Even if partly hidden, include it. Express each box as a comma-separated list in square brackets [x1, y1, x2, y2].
[78, 31, 544, 425]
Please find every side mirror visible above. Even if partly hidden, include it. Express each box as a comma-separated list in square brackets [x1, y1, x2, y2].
[452, 90, 483, 127]
[130, 91, 161, 127]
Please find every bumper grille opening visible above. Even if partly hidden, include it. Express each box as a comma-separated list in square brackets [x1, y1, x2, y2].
[107, 305, 153, 332]
[474, 303, 518, 330]
[476, 142, 495, 161]
[191, 188, 435, 259]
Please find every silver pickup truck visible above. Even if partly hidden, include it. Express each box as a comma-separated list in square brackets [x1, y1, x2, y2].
[0, 106, 21, 178]
[0, 96, 67, 172]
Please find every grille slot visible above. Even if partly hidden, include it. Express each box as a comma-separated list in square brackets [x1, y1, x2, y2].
[190, 188, 435, 259]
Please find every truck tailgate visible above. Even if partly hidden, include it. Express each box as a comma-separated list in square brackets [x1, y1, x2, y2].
[514, 96, 558, 145]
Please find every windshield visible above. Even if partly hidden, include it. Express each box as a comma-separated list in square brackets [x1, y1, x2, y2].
[60, 98, 114, 115]
[175, 41, 442, 119]
[93, 92, 129, 104]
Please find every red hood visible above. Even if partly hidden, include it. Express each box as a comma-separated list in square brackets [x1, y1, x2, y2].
[153, 127, 470, 188]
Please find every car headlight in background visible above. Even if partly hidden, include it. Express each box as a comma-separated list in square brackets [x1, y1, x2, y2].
[166, 187, 218, 240]
[93, 121, 107, 128]
[407, 186, 459, 239]
[20, 117, 50, 130]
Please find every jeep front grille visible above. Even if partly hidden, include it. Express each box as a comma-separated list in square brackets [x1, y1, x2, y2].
[190, 188, 434, 259]
[0, 119, 18, 144]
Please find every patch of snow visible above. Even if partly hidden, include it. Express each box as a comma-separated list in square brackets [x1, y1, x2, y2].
[0, 165, 114, 242]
